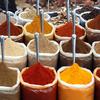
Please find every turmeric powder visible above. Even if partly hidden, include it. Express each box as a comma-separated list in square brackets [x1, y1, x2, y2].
[60, 63, 92, 84]
[26, 16, 52, 34]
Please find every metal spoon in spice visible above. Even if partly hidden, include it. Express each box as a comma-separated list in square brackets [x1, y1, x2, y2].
[66, 0, 70, 22]
[36, 0, 40, 15]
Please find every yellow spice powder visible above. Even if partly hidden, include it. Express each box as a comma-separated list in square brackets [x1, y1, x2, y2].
[60, 63, 92, 85]
[26, 16, 52, 34]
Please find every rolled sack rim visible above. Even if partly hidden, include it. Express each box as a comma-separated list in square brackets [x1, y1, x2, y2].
[0, 67, 20, 92]
[57, 66, 94, 89]
[54, 24, 86, 41]
[20, 66, 57, 89]
[1, 24, 24, 39]
[24, 21, 55, 37]
[59, 40, 92, 58]
[94, 67, 100, 81]
[85, 19, 100, 33]
[0, 43, 27, 60]
[92, 41, 100, 57]
[73, 6, 82, 16]
[27, 39, 59, 56]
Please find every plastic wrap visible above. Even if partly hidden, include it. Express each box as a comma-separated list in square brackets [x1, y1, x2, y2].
[21, 66, 57, 100]
[27, 40, 59, 68]
[85, 19, 100, 44]
[57, 67, 94, 100]
[92, 41, 100, 68]
[94, 67, 100, 100]
[0, 43, 27, 71]
[59, 40, 92, 69]
[0, 67, 20, 100]
[24, 22, 55, 44]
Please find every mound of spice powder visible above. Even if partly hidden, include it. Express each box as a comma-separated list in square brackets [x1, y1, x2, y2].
[56, 22, 85, 37]
[0, 62, 17, 87]
[0, 38, 25, 56]
[94, 42, 100, 54]
[88, 15, 100, 30]
[26, 16, 52, 34]
[0, 21, 22, 36]
[22, 63, 55, 85]
[29, 34, 57, 53]
[62, 37, 91, 54]
[60, 63, 92, 84]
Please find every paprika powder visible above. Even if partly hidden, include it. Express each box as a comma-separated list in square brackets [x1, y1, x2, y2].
[0, 21, 22, 36]
[56, 22, 85, 37]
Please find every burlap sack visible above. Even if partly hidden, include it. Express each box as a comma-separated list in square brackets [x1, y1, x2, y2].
[21, 66, 57, 100]
[24, 22, 55, 44]
[85, 19, 100, 44]
[0, 43, 27, 71]
[94, 67, 100, 100]
[0, 67, 20, 100]
[54, 24, 86, 42]
[27, 40, 59, 68]
[92, 41, 100, 68]
[59, 40, 92, 70]
[57, 67, 94, 100]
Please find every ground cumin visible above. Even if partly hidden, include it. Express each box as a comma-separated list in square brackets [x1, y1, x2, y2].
[94, 42, 100, 54]
[29, 34, 57, 53]
[60, 63, 92, 84]
[26, 16, 52, 34]
[62, 37, 91, 54]
[0, 62, 17, 87]
[0, 38, 25, 56]
[88, 15, 100, 30]
[0, 21, 22, 36]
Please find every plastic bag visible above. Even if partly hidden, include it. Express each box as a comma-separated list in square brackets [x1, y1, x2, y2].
[24, 22, 55, 44]
[94, 67, 100, 100]
[92, 41, 100, 68]
[85, 19, 100, 44]
[21, 66, 57, 100]
[0, 67, 20, 100]
[57, 67, 94, 100]
[0, 43, 27, 71]
[27, 40, 59, 68]
[59, 40, 92, 70]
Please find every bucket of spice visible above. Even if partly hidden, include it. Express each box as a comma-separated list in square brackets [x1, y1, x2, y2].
[0, 21, 24, 43]
[24, 15, 55, 44]
[57, 63, 94, 100]
[0, 38, 27, 71]
[27, 34, 59, 68]
[59, 37, 92, 70]
[94, 67, 100, 100]
[21, 62, 57, 100]
[0, 62, 20, 100]
[85, 15, 100, 43]
[92, 41, 100, 68]
[54, 22, 86, 42]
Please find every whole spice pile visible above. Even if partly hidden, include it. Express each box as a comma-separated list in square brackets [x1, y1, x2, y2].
[29, 34, 57, 53]
[0, 38, 25, 56]
[22, 62, 55, 85]
[60, 63, 92, 84]
[26, 16, 52, 34]
[88, 15, 100, 30]
[56, 22, 85, 37]
[62, 37, 91, 54]
[0, 62, 17, 87]
[82, 9, 100, 20]
[94, 42, 100, 54]
[76, 6, 94, 14]
[0, 21, 22, 36]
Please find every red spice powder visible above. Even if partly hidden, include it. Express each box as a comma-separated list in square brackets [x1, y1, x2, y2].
[96, 69, 100, 78]
[88, 15, 100, 30]
[22, 63, 55, 85]
[56, 22, 85, 37]
[0, 21, 22, 36]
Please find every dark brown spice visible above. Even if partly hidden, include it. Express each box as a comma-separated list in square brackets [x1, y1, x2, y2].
[96, 69, 100, 78]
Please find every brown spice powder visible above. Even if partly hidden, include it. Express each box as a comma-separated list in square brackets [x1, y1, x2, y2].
[95, 42, 100, 54]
